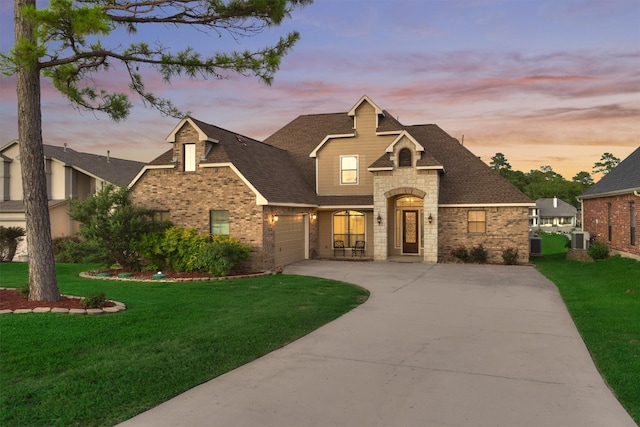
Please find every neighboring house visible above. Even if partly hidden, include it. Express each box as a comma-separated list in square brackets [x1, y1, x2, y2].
[578, 146, 640, 259]
[130, 96, 534, 271]
[0, 140, 145, 258]
[531, 197, 577, 233]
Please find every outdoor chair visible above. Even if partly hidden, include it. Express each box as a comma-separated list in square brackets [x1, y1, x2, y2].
[333, 240, 346, 257]
[352, 240, 365, 257]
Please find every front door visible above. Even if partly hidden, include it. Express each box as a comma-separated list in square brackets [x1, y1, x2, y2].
[402, 210, 419, 254]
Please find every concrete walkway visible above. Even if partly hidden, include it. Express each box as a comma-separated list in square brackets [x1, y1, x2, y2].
[119, 261, 636, 427]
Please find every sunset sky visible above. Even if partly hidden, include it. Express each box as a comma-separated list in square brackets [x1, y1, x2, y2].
[1, 0, 638, 180]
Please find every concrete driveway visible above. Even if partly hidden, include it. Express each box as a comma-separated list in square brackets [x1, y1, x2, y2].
[119, 261, 636, 427]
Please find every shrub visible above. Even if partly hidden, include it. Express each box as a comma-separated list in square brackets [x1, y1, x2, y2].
[81, 292, 107, 309]
[588, 240, 610, 260]
[196, 235, 251, 277]
[451, 245, 470, 262]
[139, 226, 209, 272]
[0, 226, 26, 262]
[501, 247, 519, 265]
[469, 244, 488, 263]
[53, 236, 105, 263]
[18, 284, 29, 298]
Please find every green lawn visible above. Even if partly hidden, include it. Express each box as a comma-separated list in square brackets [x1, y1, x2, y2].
[0, 263, 369, 426]
[531, 243, 640, 423]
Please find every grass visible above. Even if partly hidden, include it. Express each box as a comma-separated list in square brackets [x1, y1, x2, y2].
[531, 235, 640, 424]
[0, 263, 369, 426]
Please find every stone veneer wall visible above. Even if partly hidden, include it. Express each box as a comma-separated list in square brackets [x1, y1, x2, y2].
[372, 165, 439, 262]
[130, 166, 266, 271]
[582, 194, 639, 258]
[438, 206, 530, 263]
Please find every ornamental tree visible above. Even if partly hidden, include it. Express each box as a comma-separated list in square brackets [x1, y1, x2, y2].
[1, 0, 311, 301]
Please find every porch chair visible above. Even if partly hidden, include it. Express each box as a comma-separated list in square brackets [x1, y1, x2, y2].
[352, 240, 365, 257]
[333, 240, 346, 257]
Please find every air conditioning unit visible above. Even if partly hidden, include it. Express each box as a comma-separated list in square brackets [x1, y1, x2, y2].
[529, 234, 542, 256]
[571, 231, 590, 250]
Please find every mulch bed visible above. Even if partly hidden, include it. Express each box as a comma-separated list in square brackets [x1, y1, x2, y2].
[0, 288, 116, 310]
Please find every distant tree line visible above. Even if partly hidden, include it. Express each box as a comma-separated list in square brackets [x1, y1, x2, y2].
[489, 152, 620, 207]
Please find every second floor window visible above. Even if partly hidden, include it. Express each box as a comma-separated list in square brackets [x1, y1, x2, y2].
[184, 143, 196, 172]
[340, 155, 358, 184]
[398, 148, 412, 167]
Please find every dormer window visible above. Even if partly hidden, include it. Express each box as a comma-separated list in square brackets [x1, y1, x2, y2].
[398, 148, 412, 167]
[184, 143, 196, 172]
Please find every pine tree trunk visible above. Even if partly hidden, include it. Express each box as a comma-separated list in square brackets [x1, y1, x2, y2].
[15, 0, 60, 301]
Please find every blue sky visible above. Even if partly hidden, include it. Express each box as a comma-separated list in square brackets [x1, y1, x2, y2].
[1, 0, 639, 179]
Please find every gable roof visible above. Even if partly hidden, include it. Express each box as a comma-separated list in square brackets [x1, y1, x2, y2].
[265, 104, 531, 206]
[1, 140, 145, 187]
[143, 117, 317, 206]
[536, 198, 577, 217]
[580, 147, 640, 199]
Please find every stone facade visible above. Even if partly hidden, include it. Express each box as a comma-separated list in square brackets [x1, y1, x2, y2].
[582, 194, 639, 258]
[438, 206, 531, 263]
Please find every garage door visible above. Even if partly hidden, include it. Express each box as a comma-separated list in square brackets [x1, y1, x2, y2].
[274, 214, 306, 267]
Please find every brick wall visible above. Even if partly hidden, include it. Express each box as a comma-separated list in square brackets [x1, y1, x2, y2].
[582, 194, 639, 257]
[438, 206, 531, 263]
[131, 165, 267, 271]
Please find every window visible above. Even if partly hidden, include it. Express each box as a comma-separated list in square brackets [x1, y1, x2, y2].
[631, 202, 636, 246]
[210, 210, 229, 235]
[153, 210, 170, 223]
[184, 143, 196, 172]
[340, 155, 358, 184]
[333, 210, 364, 247]
[398, 148, 412, 167]
[468, 210, 486, 233]
[607, 203, 612, 242]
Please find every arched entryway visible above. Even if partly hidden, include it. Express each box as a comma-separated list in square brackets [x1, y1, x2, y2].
[394, 195, 423, 255]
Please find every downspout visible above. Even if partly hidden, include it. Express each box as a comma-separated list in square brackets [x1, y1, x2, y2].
[576, 196, 584, 231]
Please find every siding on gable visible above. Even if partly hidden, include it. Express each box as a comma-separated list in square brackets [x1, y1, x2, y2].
[316, 102, 395, 195]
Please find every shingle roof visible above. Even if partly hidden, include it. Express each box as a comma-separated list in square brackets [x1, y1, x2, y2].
[536, 198, 577, 217]
[264, 113, 355, 189]
[149, 118, 317, 205]
[42, 145, 145, 187]
[580, 147, 640, 198]
[406, 125, 532, 204]
[0, 199, 67, 213]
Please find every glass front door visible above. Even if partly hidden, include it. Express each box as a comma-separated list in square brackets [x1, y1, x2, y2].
[403, 210, 419, 254]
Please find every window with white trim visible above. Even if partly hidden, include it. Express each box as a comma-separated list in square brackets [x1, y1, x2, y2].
[340, 155, 358, 184]
[184, 143, 196, 172]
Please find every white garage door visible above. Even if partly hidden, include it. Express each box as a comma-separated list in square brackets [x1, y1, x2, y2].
[274, 214, 307, 267]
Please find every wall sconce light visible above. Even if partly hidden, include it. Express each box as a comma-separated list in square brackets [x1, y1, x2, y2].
[272, 214, 279, 222]
[377, 213, 382, 225]
[311, 213, 317, 220]
[428, 213, 433, 224]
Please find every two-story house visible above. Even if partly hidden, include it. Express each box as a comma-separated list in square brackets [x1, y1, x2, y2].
[578, 146, 640, 259]
[531, 197, 578, 233]
[0, 140, 146, 259]
[129, 96, 534, 271]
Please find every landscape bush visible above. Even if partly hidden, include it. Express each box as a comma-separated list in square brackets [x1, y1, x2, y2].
[53, 236, 105, 263]
[139, 227, 250, 275]
[588, 240, 610, 260]
[469, 244, 488, 263]
[81, 292, 107, 309]
[501, 247, 519, 265]
[450, 245, 470, 262]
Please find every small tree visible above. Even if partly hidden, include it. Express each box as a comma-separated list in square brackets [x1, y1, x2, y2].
[68, 184, 170, 269]
[593, 153, 620, 176]
[490, 153, 512, 176]
[0, 226, 26, 262]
